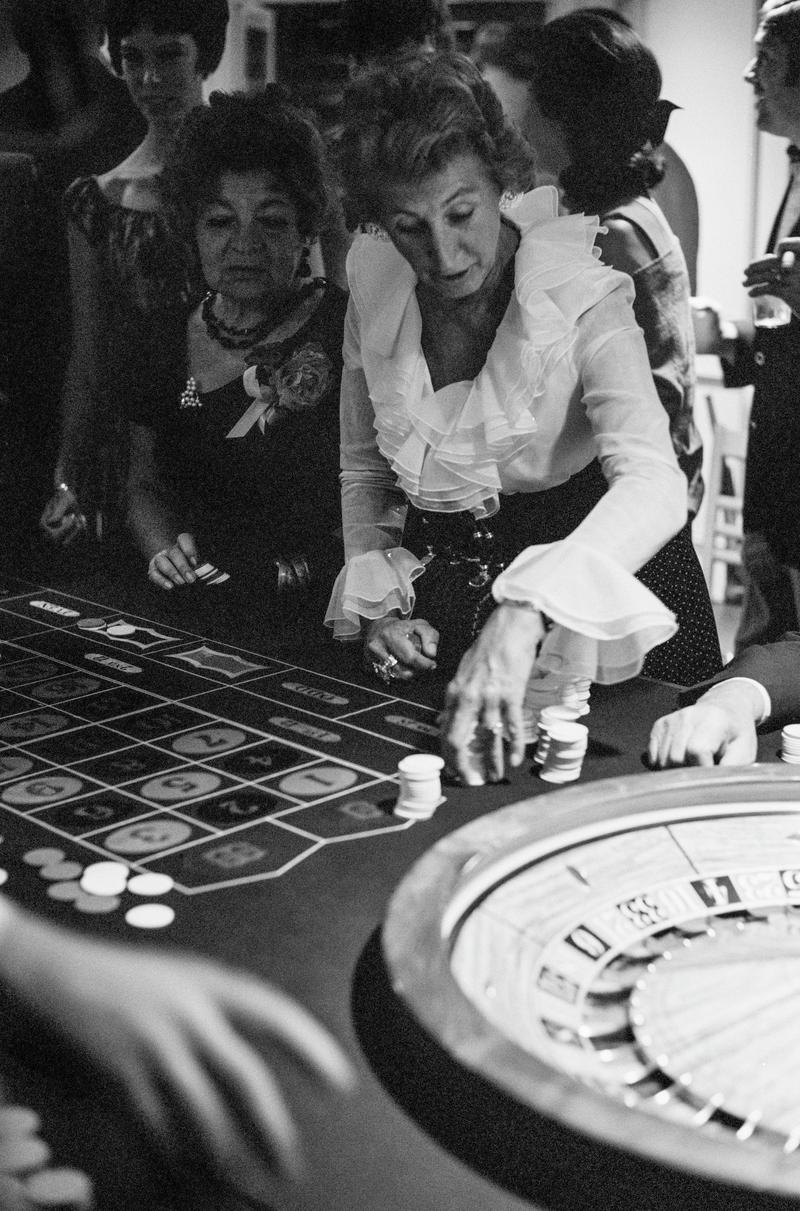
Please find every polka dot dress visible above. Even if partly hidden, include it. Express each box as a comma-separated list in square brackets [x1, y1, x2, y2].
[637, 523, 723, 684]
[406, 461, 723, 687]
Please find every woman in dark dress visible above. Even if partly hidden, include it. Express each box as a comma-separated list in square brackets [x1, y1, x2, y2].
[39, 0, 229, 545]
[125, 88, 346, 624]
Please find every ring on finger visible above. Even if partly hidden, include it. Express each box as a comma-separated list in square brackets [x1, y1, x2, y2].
[372, 654, 399, 683]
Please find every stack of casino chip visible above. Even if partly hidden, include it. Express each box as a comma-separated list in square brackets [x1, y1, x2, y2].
[537, 719, 589, 784]
[781, 723, 800, 764]
[393, 754, 446, 818]
[532, 705, 580, 767]
[521, 671, 591, 745]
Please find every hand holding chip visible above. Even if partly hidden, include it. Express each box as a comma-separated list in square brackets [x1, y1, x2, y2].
[0, 901, 354, 1201]
[147, 533, 199, 590]
[744, 238, 800, 318]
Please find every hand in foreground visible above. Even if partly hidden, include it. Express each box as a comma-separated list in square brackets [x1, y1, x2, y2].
[744, 238, 800, 315]
[364, 615, 439, 683]
[647, 680, 763, 768]
[39, 486, 87, 546]
[439, 603, 545, 785]
[0, 906, 354, 1203]
[148, 532, 199, 589]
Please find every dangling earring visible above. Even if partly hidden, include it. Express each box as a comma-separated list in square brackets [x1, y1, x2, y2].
[296, 245, 312, 279]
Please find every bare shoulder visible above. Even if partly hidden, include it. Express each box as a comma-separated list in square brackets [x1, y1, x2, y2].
[596, 216, 652, 277]
[97, 147, 161, 212]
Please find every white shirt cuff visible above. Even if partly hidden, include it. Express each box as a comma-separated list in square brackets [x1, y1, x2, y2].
[722, 676, 772, 724]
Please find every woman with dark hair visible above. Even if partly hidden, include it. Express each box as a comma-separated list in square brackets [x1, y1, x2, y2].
[527, 10, 705, 524]
[325, 48, 721, 785]
[339, 0, 454, 67]
[39, 0, 228, 547]
[125, 88, 346, 618]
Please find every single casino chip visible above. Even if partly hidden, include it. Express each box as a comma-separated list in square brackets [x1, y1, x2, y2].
[79, 861, 129, 897]
[74, 892, 120, 915]
[105, 623, 136, 637]
[0, 1108, 40, 1138]
[46, 882, 82, 903]
[23, 1166, 94, 1209]
[0, 1134, 50, 1174]
[125, 903, 175, 929]
[22, 849, 65, 868]
[38, 862, 83, 883]
[76, 618, 105, 630]
[125, 872, 174, 897]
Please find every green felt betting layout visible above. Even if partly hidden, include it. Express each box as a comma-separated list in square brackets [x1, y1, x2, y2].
[0, 584, 439, 896]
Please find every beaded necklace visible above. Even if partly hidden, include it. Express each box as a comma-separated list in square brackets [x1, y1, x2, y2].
[201, 279, 321, 350]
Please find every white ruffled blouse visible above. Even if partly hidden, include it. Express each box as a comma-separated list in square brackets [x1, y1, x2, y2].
[325, 187, 687, 683]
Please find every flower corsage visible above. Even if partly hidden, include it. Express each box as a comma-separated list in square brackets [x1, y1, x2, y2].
[229, 341, 333, 438]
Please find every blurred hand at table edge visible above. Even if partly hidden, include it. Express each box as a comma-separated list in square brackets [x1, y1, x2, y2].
[38, 483, 88, 547]
[647, 678, 765, 768]
[0, 898, 354, 1201]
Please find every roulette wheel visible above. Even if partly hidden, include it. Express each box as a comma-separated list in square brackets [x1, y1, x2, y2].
[384, 765, 800, 1210]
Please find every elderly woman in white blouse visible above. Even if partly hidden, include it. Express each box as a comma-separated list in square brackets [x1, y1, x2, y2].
[325, 49, 721, 784]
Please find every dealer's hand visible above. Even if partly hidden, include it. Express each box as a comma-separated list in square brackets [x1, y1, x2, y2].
[647, 680, 764, 768]
[744, 238, 800, 315]
[0, 903, 354, 1204]
[148, 532, 199, 589]
[364, 614, 439, 683]
[440, 602, 545, 785]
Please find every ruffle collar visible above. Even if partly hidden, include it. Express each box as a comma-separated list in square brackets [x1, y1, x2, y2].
[347, 186, 614, 519]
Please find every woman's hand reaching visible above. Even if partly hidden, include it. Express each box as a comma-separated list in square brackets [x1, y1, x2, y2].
[439, 603, 545, 784]
[363, 615, 439, 683]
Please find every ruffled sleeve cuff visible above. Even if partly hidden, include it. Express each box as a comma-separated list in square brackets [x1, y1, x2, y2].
[492, 542, 677, 684]
[324, 548, 427, 639]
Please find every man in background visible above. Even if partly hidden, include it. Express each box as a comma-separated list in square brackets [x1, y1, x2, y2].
[698, 1, 800, 649]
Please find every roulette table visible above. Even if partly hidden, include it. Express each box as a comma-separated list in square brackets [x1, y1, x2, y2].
[0, 562, 793, 1210]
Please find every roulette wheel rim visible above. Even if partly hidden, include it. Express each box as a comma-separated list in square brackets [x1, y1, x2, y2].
[383, 764, 800, 1204]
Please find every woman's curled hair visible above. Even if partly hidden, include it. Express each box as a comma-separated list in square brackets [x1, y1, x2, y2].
[336, 48, 536, 228]
[164, 87, 332, 245]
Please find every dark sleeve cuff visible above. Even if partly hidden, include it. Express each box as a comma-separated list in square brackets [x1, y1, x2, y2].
[678, 632, 800, 720]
